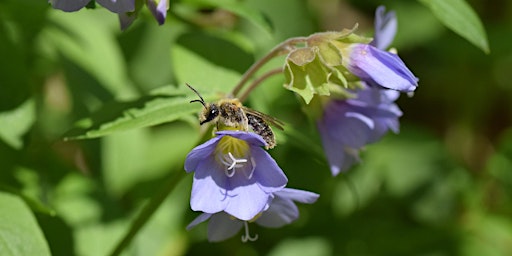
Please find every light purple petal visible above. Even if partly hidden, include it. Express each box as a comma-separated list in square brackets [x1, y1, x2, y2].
[371, 6, 397, 50]
[184, 136, 221, 173]
[250, 147, 288, 193]
[190, 157, 229, 214]
[256, 196, 298, 228]
[186, 213, 212, 230]
[118, 12, 137, 31]
[96, 0, 134, 13]
[207, 212, 244, 242]
[49, 0, 90, 12]
[321, 102, 373, 148]
[147, 0, 169, 25]
[223, 173, 273, 221]
[346, 44, 418, 92]
[274, 188, 320, 204]
[318, 121, 360, 175]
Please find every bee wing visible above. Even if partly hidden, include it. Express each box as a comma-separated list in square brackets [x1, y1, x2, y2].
[242, 106, 285, 130]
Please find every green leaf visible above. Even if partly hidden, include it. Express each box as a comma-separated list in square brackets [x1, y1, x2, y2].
[63, 87, 219, 140]
[419, 0, 490, 53]
[0, 99, 35, 149]
[0, 192, 51, 256]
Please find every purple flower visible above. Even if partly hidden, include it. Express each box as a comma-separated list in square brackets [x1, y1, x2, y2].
[317, 6, 417, 175]
[49, 0, 134, 13]
[318, 85, 402, 176]
[185, 131, 288, 221]
[187, 188, 319, 242]
[343, 44, 418, 92]
[147, 0, 169, 25]
[342, 6, 418, 92]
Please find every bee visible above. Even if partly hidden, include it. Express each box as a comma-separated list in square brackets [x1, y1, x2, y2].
[186, 84, 284, 149]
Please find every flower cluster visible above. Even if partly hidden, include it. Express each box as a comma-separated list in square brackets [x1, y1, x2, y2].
[315, 6, 417, 176]
[184, 5, 417, 241]
[185, 130, 319, 241]
[48, 0, 169, 30]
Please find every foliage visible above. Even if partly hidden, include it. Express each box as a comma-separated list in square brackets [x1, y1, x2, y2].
[1, 0, 511, 255]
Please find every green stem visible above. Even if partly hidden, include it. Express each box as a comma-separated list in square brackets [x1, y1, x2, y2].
[108, 170, 186, 256]
[231, 37, 308, 97]
[238, 67, 283, 102]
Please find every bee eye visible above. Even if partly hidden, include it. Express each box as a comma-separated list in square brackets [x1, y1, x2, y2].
[201, 104, 220, 124]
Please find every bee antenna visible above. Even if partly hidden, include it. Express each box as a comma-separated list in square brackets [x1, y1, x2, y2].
[186, 83, 206, 107]
[190, 99, 206, 108]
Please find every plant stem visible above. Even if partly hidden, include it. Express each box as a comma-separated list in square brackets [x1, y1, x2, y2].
[108, 170, 186, 256]
[231, 37, 308, 97]
[238, 68, 283, 102]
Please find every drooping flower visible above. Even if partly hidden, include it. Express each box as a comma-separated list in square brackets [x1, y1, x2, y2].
[317, 6, 412, 176]
[185, 130, 288, 221]
[318, 85, 402, 175]
[340, 6, 417, 92]
[187, 188, 320, 242]
[283, 6, 417, 105]
[341, 43, 418, 92]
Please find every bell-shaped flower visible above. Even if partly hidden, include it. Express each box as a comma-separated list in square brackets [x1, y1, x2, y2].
[318, 85, 402, 176]
[187, 188, 319, 242]
[341, 43, 418, 92]
[341, 6, 417, 92]
[317, 6, 415, 175]
[185, 131, 288, 221]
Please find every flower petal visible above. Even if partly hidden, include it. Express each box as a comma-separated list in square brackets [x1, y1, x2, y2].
[251, 147, 288, 193]
[207, 212, 243, 242]
[190, 157, 229, 214]
[96, 0, 134, 13]
[318, 121, 360, 175]
[186, 213, 212, 230]
[256, 196, 298, 228]
[49, 0, 90, 12]
[147, 0, 169, 25]
[371, 6, 397, 50]
[118, 12, 137, 31]
[223, 173, 273, 221]
[347, 44, 418, 92]
[274, 188, 320, 204]
[185, 136, 221, 173]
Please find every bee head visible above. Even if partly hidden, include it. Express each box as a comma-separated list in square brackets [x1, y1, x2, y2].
[186, 83, 220, 125]
[199, 103, 220, 125]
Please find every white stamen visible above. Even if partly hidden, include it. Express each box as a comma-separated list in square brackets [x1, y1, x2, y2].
[241, 221, 258, 242]
[221, 152, 247, 177]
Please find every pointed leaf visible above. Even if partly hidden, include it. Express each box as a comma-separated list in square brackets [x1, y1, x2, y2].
[0, 192, 51, 256]
[419, 0, 489, 53]
[63, 87, 219, 140]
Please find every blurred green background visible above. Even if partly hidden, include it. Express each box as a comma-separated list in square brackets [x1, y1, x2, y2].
[1, 0, 511, 255]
